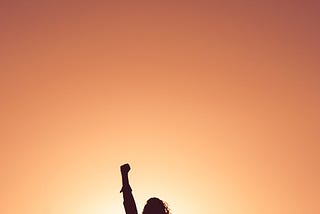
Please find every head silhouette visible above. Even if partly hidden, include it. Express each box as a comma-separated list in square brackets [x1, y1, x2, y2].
[142, 197, 170, 214]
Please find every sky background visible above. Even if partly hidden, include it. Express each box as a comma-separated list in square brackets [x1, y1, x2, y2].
[0, 1, 319, 214]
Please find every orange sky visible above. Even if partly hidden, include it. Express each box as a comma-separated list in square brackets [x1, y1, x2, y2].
[0, 1, 319, 214]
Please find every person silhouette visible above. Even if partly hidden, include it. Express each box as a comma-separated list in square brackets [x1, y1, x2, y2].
[120, 163, 171, 214]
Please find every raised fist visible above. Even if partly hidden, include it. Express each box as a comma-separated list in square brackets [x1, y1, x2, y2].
[120, 163, 131, 174]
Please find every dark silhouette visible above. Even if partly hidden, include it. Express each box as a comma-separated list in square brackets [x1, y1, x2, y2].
[120, 163, 171, 214]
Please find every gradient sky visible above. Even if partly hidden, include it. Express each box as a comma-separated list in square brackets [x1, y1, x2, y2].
[1, 1, 319, 214]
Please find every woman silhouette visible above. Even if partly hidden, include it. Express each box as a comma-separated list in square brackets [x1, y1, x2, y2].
[120, 163, 171, 214]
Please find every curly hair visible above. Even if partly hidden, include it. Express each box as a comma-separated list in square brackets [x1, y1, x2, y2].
[142, 197, 171, 214]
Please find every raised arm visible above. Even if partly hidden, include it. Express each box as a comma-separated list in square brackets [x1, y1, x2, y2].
[120, 163, 138, 214]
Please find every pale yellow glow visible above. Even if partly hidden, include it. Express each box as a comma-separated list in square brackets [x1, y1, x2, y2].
[1, 1, 319, 214]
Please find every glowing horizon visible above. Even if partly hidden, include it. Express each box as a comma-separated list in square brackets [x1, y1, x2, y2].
[1, 1, 319, 214]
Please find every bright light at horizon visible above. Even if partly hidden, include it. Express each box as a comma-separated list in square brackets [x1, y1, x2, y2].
[1, 1, 319, 214]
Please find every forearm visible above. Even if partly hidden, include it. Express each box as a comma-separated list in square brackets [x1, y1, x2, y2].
[120, 165, 138, 214]
[121, 173, 131, 190]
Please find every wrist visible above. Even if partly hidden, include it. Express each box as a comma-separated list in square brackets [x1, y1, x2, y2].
[121, 172, 129, 177]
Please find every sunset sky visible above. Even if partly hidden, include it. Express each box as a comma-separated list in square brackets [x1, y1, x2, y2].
[0, 1, 319, 214]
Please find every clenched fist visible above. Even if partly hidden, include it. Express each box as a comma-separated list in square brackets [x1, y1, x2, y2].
[121, 163, 131, 175]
